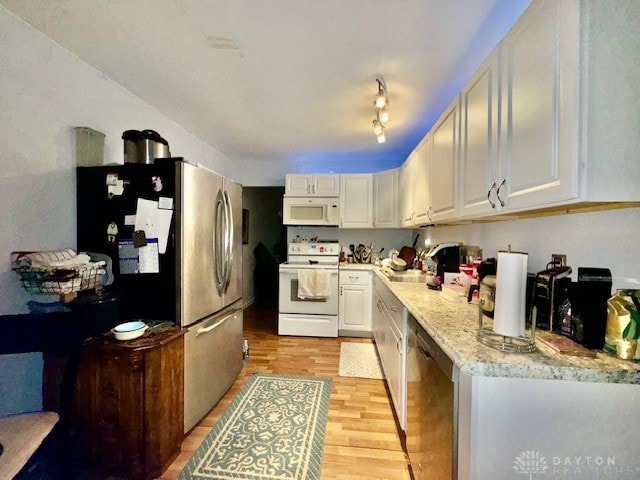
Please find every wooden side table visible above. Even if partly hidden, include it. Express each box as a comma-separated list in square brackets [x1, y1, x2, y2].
[73, 327, 185, 480]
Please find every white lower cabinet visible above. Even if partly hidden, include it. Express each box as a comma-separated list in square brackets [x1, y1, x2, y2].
[338, 270, 372, 335]
[372, 275, 407, 430]
[457, 373, 640, 480]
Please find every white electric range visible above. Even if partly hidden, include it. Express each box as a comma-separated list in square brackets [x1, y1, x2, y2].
[278, 241, 340, 337]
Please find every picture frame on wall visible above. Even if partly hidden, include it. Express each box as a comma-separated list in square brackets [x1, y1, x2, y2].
[242, 209, 249, 244]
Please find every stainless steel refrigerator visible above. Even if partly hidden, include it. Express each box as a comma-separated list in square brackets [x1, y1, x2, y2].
[77, 160, 243, 433]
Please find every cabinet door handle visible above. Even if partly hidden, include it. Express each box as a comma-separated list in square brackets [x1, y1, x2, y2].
[487, 182, 497, 209]
[390, 305, 398, 313]
[427, 206, 433, 222]
[349, 275, 358, 281]
[312, 185, 316, 194]
[496, 179, 506, 207]
[396, 338, 403, 354]
[340, 286, 343, 296]
[307, 184, 311, 194]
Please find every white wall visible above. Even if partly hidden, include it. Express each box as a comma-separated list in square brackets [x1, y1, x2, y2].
[287, 226, 414, 260]
[0, 7, 238, 415]
[418, 207, 640, 290]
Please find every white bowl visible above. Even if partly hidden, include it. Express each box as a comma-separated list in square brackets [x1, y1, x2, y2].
[112, 321, 147, 341]
[114, 321, 146, 332]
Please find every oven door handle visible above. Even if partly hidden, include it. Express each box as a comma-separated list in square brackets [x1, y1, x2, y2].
[279, 270, 339, 276]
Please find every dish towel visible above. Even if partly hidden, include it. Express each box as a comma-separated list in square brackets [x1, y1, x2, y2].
[298, 270, 332, 299]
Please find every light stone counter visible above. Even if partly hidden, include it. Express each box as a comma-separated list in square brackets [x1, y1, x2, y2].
[359, 266, 640, 384]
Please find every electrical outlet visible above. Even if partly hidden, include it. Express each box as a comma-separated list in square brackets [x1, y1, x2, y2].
[552, 253, 567, 266]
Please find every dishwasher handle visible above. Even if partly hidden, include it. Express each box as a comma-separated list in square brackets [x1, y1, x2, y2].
[196, 308, 242, 336]
[415, 326, 454, 381]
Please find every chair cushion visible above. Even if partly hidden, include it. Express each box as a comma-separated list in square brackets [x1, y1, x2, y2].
[0, 411, 59, 479]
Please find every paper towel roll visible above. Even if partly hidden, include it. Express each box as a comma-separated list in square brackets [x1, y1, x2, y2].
[493, 250, 528, 337]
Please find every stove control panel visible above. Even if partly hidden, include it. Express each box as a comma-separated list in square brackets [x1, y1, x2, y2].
[288, 242, 340, 255]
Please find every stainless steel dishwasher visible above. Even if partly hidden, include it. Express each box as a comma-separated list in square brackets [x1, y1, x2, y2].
[406, 314, 457, 480]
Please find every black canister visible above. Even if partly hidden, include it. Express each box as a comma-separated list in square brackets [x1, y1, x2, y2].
[122, 129, 143, 164]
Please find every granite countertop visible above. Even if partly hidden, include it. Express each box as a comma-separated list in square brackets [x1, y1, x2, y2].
[361, 266, 640, 384]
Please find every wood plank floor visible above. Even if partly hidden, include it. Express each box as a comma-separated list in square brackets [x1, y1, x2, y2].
[159, 305, 411, 480]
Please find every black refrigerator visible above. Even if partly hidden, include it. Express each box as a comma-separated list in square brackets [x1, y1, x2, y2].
[76, 159, 243, 432]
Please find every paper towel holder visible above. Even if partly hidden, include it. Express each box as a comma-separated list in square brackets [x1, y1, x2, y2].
[476, 300, 537, 353]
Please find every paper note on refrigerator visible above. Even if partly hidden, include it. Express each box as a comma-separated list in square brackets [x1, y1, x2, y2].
[138, 238, 160, 274]
[134, 198, 173, 254]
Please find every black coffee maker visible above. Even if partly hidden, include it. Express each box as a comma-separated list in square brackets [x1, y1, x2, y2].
[426, 242, 461, 289]
[571, 268, 612, 348]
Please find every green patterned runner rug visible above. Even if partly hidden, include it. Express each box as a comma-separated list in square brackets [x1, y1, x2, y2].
[178, 373, 332, 480]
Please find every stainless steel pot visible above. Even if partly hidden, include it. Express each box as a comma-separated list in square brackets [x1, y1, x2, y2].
[479, 275, 496, 317]
[122, 129, 171, 164]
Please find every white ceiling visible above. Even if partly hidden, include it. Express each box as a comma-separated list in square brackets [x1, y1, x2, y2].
[1, 0, 530, 168]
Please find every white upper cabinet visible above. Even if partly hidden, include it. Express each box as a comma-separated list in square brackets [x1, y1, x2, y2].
[340, 174, 373, 228]
[286, 0, 640, 225]
[399, 137, 430, 228]
[572, 0, 640, 203]
[412, 134, 431, 225]
[373, 169, 399, 228]
[285, 174, 339, 197]
[458, 0, 640, 218]
[498, 0, 580, 212]
[430, 98, 460, 223]
[400, 153, 415, 227]
[459, 52, 500, 219]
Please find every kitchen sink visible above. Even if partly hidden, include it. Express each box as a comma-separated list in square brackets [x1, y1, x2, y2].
[382, 269, 426, 283]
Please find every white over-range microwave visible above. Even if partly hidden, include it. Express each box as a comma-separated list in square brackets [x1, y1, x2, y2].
[283, 197, 340, 226]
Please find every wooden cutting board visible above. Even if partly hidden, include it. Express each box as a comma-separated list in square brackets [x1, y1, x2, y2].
[536, 331, 597, 358]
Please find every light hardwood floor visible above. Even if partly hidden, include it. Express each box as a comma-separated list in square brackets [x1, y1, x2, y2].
[159, 305, 411, 480]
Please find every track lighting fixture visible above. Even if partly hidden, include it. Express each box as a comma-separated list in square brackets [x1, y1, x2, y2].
[372, 119, 383, 136]
[372, 76, 389, 142]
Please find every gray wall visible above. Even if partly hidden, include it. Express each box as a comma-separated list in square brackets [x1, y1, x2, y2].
[242, 187, 285, 306]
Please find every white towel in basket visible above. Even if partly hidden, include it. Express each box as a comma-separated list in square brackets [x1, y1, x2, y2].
[297, 270, 331, 299]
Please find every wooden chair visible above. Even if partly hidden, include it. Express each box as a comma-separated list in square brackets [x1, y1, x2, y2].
[0, 312, 93, 479]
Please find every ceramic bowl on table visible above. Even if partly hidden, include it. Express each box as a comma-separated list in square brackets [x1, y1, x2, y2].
[112, 320, 148, 341]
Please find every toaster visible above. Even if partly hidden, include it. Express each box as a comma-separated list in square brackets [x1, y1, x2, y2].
[532, 265, 572, 331]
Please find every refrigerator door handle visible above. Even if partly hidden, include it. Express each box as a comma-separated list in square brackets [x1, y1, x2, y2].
[214, 189, 226, 295]
[223, 190, 234, 290]
[195, 308, 242, 336]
